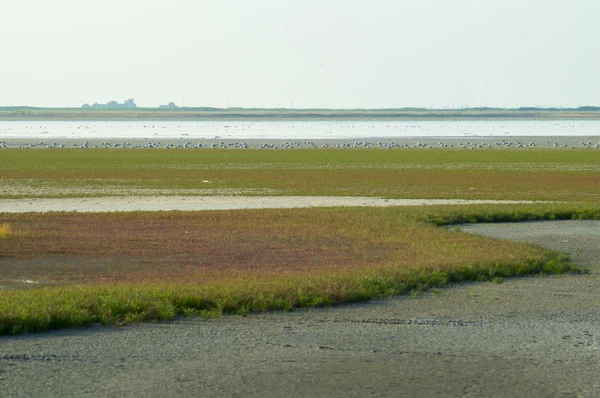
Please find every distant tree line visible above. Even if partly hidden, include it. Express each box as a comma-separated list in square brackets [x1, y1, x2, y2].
[515, 106, 600, 111]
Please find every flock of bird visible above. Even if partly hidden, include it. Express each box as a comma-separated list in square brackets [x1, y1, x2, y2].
[1, 139, 599, 150]
[2, 121, 599, 150]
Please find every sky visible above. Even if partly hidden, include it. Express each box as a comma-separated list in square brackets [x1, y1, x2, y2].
[1, 0, 599, 109]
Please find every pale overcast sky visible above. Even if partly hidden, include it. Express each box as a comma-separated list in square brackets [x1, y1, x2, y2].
[1, 0, 598, 108]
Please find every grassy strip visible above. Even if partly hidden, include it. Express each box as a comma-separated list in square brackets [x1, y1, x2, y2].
[1, 204, 598, 335]
[0, 254, 576, 335]
[2, 148, 600, 201]
[419, 204, 600, 226]
[2, 106, 600, 119]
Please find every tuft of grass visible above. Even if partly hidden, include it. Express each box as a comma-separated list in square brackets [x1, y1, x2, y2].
[0, 223, 12, 239]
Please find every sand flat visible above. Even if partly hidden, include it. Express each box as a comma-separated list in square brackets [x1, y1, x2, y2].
[0, 196, 536, 213]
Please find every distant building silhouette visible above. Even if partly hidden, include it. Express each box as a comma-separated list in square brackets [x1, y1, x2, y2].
[82, 99, 137, 109]
[158, 102, 179, 109]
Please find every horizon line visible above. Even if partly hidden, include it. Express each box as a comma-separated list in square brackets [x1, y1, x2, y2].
[2, 105, 600, 112]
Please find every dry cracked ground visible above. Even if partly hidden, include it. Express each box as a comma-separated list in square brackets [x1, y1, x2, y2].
[1, 220, 600, 397]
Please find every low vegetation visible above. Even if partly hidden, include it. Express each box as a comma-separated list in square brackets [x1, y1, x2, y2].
[2, 147, 599, 334]
[1, 148, 600, 201]
[2, 106, 600, 120]
[1, 203, 599, 335]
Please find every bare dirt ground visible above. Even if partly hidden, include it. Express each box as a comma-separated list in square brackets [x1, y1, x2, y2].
[1, 214, 599, 396]
[0, 196, 534, 213]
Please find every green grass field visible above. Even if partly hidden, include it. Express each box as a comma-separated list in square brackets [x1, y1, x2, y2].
[2, 148, 600, 201]
[1, 148, 600, 334]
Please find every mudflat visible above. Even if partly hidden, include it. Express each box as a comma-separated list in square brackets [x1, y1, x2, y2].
[1, 220, 599, 397]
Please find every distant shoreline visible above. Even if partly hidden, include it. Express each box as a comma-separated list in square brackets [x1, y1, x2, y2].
[2, 107, 600, 121]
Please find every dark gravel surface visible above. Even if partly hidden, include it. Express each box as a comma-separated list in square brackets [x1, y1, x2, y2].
[1, 220, 600, 397]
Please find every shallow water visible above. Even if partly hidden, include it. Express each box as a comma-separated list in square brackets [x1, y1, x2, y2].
[1, 120, 599, 140]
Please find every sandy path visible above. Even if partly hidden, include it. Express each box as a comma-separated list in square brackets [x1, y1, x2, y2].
[0, 196, 535, 213]
[1, 221, 600, 397]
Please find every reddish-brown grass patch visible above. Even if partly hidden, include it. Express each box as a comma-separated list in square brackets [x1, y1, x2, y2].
[0, 207, 552, 289]
[2, 204, 594, 334]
